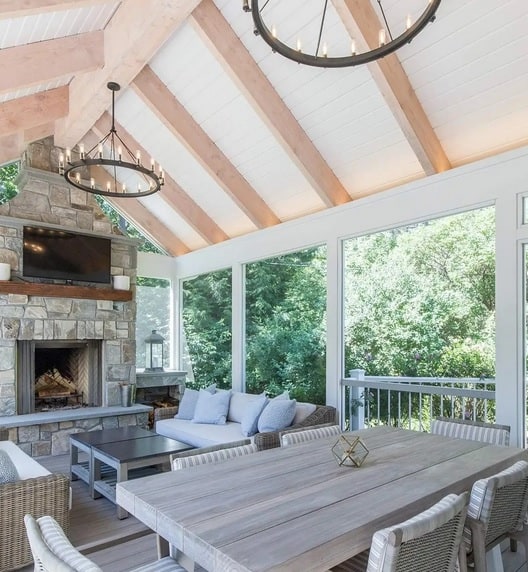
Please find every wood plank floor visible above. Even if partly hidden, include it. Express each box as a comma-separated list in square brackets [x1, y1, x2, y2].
[19, 452, 159, 571]
[19, 453, 528, 572]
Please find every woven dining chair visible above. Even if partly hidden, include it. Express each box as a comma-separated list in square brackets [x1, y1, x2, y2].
[458, 460, 528, 572]
[24, 514, 187, 572]
[279, 424, 342, 447]
[170, 440, 257, 471]
[430, 417, 510, 446]
[331, 492, 468, 572]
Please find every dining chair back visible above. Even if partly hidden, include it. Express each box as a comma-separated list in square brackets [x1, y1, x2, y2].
[459, 460, 528, 572]
[171, 441, 257, 471]
[24, 514, 187, 572]
[331, 492, 468, 572]
[430, 417, 510, 446]
[280, 424, 342, 447]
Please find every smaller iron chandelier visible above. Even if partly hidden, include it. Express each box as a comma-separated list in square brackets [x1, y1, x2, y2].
[243, 0, 441, 68]
[58, 82, 164, 198]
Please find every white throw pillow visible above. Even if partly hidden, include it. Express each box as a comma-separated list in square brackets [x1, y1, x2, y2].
[257, 398, 297, 433]
[293, 402, 317, 425]
[192, 389, 232, 425]
[240, 394, 269, 436]
[176, 384, 215, 420]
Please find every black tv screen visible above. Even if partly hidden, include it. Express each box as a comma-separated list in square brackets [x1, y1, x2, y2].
[23, 226, 111, 284]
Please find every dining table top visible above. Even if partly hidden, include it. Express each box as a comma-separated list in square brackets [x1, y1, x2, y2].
[116, 425, 528, 572]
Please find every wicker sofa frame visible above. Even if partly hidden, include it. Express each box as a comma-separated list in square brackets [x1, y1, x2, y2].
[0, 433, 70, 571]
[154, 403, 337, 451]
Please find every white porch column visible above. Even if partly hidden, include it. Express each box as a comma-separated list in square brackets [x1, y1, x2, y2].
[495, 193, 523, 446]
[231, 262, 245, 393]
[326, 238, 342, 414]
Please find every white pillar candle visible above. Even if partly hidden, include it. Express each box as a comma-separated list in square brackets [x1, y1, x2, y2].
[112, 275, 130, 290]
[0, 263, 10, 281]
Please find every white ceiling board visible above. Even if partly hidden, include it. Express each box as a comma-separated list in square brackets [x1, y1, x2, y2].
[138, 193, 208, 252]
[148, 21, 326, 217]
[0, 78, 68, 103]
[115, 88, 257, 238]
[0, 3, 118, 47]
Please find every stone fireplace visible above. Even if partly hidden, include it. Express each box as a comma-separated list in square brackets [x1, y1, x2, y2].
[0, 140, 150, 455]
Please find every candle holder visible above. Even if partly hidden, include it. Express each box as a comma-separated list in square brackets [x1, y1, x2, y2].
[331, 435, 369, 468]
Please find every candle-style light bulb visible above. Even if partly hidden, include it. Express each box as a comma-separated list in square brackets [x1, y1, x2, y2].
[75, 172, 81, 184]
[150, 157, 155, 171]
[322, 42, 328, 57]
[90, 178, 95, 189]
[351, 39, 357, 55]
[118, 146, 122, 161]
[58, 153, 64, 173]
[122, 183, 126, 193]
[98, 144, 103, 159]
[136, 150, 141, 165]
[379, 29, 386, 46]
[271, 25, 277, 39]
[137, 182, 141, 193]
[106, 181, 111, 192]
[406, 14, 412, 30]
[296, 37, 302, 52]
[79, 143, 85, 159]
[66, 148, 71, 162]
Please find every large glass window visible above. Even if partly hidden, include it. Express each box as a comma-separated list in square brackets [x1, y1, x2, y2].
[181, 269, 232, 389]
[136, 277, 171, 370]
[245, 246, 327, 403]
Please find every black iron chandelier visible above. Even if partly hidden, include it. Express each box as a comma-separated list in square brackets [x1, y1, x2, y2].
[243, 0, 441, 68]
[58, 82, 164, 198]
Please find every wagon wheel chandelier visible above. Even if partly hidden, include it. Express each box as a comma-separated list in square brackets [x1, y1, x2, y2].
[243, 0, 441, 68]
[58, 82, 164, 198]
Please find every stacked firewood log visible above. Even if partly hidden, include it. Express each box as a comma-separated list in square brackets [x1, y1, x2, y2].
[34, 368, 77, 397]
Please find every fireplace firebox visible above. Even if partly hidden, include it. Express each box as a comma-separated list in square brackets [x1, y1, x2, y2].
[17, 340, 103, 414]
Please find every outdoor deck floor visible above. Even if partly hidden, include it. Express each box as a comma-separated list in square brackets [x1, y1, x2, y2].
[17, 453, 528, 571]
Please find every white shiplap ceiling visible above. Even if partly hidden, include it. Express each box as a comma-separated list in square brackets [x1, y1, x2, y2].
[0, 0, 527, 256]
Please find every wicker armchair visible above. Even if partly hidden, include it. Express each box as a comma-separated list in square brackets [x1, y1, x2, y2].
[254, 404, 337, 450]
[0, 426, 8, 441]
[430, 417, 510, 446]
[1, 473, 70, 571]
[332, 492, 468, 572]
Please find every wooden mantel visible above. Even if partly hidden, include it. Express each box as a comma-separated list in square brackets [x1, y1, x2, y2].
[0, 281, 132, 301]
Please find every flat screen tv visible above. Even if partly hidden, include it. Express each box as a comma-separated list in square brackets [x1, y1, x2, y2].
[23, 226, 111, 284]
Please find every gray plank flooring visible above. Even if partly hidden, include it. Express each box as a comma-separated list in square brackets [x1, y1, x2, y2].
[19, 452, 159, 571]
[18, 452, 528, 572]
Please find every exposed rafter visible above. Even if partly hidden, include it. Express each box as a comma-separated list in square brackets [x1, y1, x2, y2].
[90, 164, 190, 257]
[93, 112, 229, 245]
[332, 0, 451, 175]
[54, 0, 202, 149]
[0, 133, 22, 167]
[0, 86, 68, 136]
[0, 0, 109, 18]
[25, 122, 55, 145]
[132, 66, 281, 229]
[0, 31, 104, 94]
[190, 0, 351, 208]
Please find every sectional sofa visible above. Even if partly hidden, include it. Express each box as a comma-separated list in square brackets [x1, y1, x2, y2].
[154, 389, 337, 451]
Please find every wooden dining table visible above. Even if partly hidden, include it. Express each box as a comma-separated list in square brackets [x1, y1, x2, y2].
[116, 426, 528, 572]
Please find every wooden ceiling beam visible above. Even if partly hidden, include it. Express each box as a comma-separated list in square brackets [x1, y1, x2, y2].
[24, 122, 55, 144]
[332, 0, 451, 175]
[54, 0, 202, 149]
[190, 0, 350, 208]
[0, 31, 104, 94]
[93, 112, 229, 245]
[0, 0, 109, 18]
[90, 164, 189, 257]
[133, 66, 280, 229]
[0, 133, 23, 166]
[0, 86, 68, 136]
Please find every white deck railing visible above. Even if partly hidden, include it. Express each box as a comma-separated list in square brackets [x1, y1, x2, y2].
[341, 371, 496, 432]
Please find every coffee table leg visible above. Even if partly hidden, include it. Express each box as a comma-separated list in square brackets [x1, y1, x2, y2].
[70, 442, 79, 481]
[91, 450, 102, 499]
[116, 462, 129, 519]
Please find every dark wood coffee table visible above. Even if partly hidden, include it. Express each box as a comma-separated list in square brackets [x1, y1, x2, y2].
[70, 426, 154, 486]
[91, 435, 193, 519]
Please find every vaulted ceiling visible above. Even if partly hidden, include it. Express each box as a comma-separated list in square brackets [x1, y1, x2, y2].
[0, 0, 526, 256]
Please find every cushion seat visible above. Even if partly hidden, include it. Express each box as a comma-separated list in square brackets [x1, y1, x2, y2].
[155, 418, 246, 448]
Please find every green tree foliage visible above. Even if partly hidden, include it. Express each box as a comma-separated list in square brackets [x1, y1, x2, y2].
[182, 269, 233, 389]
[245, 247, 327, 404]
[344, 207, 495, 378]
[0, 162, 20, 204]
